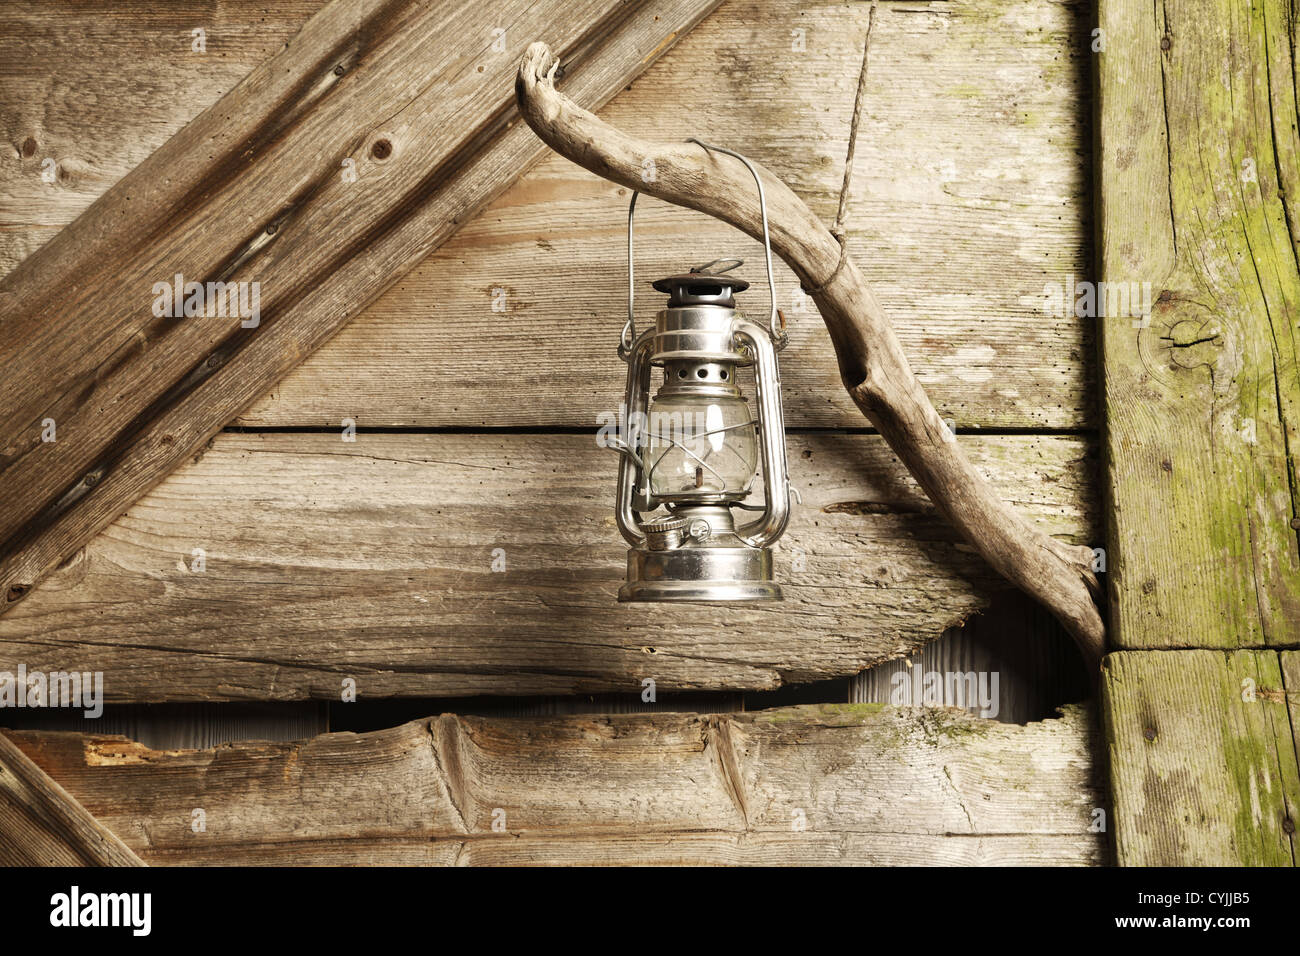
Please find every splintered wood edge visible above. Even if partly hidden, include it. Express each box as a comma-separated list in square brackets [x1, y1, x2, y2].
[0, 433, 1098, 701]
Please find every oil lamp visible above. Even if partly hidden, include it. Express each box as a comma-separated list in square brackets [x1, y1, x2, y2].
[611, 141, 791, 602]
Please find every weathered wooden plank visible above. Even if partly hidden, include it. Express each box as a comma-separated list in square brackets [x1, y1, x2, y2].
[0, 432, 1098, 702]
[0, 0, 725, 617]
[1101, 650, 1299, 866]
[0, 730, 144, 866]
[3, 703, 1107, 865]
[243, 0, 1094, 431]
[1283, 652, 1300, 789]
[2, 0, 1095, 431]
[1097, 0, 1300, 648]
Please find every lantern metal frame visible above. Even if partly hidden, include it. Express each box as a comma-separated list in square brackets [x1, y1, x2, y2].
[613, 140, 792, 603]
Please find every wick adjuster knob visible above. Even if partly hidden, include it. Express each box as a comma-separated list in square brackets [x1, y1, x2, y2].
[640, 515, 690, 551]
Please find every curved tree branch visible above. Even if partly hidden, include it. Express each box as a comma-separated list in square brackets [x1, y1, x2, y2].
[516, 42, 1104, 672]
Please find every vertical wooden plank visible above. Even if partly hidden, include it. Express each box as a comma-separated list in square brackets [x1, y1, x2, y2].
[1282, 652, 1300, 787]
[1097, 0, 1300, 865]
[1097, 0, 1300, 648]
[1101, 650, 1298, 865]
[0, 731, 143, 865]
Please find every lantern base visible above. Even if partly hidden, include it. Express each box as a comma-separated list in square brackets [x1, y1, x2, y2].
[618, 545, 782, 603]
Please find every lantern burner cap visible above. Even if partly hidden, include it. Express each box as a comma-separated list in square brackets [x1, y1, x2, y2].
[652, 272, 749, 309]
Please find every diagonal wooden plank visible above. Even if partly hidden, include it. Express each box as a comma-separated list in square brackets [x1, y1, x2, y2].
[4, 703, 1106, 865]
[1101, 650, 1298, 866]
[0, 730, 144, 866]
[1097, 0, 1300, 649]
[0, 0, 725, 616]
[0, 432, 1097, 702]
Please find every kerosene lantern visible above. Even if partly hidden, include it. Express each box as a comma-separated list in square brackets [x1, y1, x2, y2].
[610, 142, 791, 602]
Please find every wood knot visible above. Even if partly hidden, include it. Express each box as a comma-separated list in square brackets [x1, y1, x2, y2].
[1142, 726, 1157, 742]
[5, 583, 30, 602]
[1159, 317, 1222, 370]
[371, 138, 393, 161]
[20, 136, 37, 158]
[1144, 286, 1224, 379]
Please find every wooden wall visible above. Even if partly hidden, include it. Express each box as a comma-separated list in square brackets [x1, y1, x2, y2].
[0, 0, 1102, 862]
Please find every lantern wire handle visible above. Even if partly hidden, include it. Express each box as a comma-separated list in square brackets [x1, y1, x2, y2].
[620, 192, 639, 359]
[685, 138, 785, 348]
[623, 142, 789, 358]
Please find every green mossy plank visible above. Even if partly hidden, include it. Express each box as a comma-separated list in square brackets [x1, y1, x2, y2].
[1102, 650, 1298, 865]
[1281, 652, 1300, 792]
[1097, 0, 1300, 648]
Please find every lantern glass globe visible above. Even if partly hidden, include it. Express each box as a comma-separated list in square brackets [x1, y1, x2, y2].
[644, 392, 757, 499]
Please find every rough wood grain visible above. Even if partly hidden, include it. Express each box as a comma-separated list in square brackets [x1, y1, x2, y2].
[3, 703, 1107, 865]
[2, 0, 1095, 431]
[0, 730, 144, 866]
[0, 432, 1097, 702]
[1282, 651, 1300, 789]
[1101, 650, 1299, 866]
[245, 0, 1095, 431]
[0, 0, 726, 617]
[515, 38, 1105, 668]
[0, 0, 324, 270]
[1097, 0, 1300, 647]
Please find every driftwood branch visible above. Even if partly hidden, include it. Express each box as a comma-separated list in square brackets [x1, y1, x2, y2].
[516, 42, 1104, 671]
